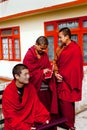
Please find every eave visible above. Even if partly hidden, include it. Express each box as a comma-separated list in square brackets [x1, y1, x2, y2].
[0, 0, 87, 22]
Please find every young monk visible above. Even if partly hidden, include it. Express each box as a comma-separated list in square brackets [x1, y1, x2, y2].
[2, 64, 50, 130]
[53, 27, 83, 130]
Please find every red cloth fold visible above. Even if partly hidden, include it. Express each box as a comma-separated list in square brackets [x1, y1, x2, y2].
[23, 46, 58, 114]
[2, 80, 50, 130]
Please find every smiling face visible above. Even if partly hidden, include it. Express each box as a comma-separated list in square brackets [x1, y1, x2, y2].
[35, 36, 48, 55]
[15, 69, 30, 88]
[58, 27, 71, 46]
[59, 31, 68, 46]
[35, 44, 48, 55]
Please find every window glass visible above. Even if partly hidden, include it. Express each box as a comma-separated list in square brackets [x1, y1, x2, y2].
[83, 34, 87, 63]
[14, 29, 19, 35]
[14, 39, 20, 59]
[1, 29, 12, 36]
[71, 34, 78, 43]
[2, 38, 8, 59]
[58, 21, 78, 29]
[83, 21, 87, 27]
[9, 38, 13, 59]
[46, 25, 54, 31]
[47, 36, 54, 60]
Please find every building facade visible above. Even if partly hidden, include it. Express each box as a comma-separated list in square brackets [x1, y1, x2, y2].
[0, 0, 87, 112]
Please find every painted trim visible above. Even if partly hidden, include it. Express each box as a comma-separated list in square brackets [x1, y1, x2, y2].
[0, 0, 87, 22]
[0, 77, 12, 82]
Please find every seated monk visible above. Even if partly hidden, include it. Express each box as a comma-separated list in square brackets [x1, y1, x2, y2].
[2, 64, 50, 130]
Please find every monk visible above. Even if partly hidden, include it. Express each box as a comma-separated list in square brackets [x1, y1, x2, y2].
[53, 27, 83, 130]
[23, 36, 58, 115]
[23, 36, 58, 130]
[2, 64, 50, 130]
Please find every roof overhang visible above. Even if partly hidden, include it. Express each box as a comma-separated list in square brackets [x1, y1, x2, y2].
[0, 0, 87, 22]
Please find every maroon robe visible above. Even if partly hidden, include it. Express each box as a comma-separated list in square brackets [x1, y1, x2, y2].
[56, 41, 83, 102]
[54, 41, 83, 129]
[23, 45, 58, 114]
[2, 80, 50, 130]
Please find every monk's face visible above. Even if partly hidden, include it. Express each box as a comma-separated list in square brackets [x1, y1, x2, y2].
[35, 44, 48, 55]
[59, 31, 69, 46]
[16, 69, 30, 86]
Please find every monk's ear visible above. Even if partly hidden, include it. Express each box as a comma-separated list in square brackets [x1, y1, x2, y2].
[66, 35, 69, 39]
[35, 42, 39, 46]
[15, 74, 19, 80]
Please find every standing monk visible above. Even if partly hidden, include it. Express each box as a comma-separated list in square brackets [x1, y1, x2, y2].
[53, 27, 83, 130]
[23, 36, 58, 122]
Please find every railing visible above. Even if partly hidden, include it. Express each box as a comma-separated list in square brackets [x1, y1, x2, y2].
[0, 82, 10, 91]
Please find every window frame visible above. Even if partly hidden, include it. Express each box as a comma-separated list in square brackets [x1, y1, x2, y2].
[44, 16, 87, 65]
[0, 26, 21, 61]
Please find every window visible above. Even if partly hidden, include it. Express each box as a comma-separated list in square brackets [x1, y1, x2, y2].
[44, 16, 87, 65]
[71, 34, 78, 43]
[83, 34, 87, 63]
[47, 36, 54, 60]
[0, 27, 21, 61]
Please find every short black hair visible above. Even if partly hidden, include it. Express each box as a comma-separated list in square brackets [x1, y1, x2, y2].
[59, 27, 71, 39]
[12, 64, 28, 79]
[36, 36, 48, 46]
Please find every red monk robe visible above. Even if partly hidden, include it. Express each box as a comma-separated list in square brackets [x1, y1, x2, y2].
[2, 80, 50, 130]
[54, 40, 83, 129]
[55, 41, 83, 102]
[23, 45, 58, 114]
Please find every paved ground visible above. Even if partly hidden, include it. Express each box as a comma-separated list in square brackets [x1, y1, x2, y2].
[58, 109, 87, 130]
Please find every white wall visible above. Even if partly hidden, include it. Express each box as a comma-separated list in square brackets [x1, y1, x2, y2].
[75, 67, 87, 113]
[0, 0, 76, 17]
[0, 16, 46, 78]
[0, 3, 87, 112]
[0, 61, 21, 78]
[0, 4, 87, 79]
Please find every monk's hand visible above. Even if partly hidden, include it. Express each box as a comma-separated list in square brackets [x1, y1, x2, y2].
[55, 73, 63, 82]
[31, 127, 36, 130]
[43, 68, 51, 75]
[45, 120, 49, 124]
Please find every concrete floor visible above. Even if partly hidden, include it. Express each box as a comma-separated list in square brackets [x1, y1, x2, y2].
[58, 109, 87, 130]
